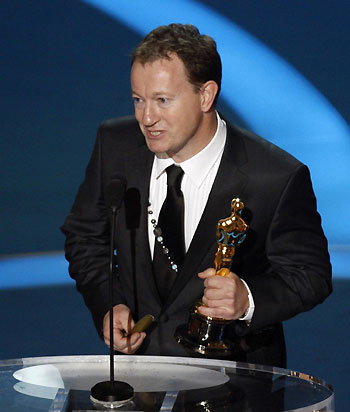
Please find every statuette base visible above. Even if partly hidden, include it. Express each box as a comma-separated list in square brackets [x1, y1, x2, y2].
[175, 305, 238, 358]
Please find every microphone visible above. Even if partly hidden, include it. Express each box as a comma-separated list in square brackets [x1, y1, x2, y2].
[90, 176, 134, 408]
[104, 176, 127, 211]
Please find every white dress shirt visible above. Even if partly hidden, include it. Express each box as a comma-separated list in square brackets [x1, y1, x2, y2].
[147, 112, 254, 321]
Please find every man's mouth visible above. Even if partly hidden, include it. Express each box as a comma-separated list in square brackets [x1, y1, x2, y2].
[145, 129, 164, 138]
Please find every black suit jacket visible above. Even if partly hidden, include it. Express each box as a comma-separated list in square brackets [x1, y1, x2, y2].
[61, 115, 332, 367]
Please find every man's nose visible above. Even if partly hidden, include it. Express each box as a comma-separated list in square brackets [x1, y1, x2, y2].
[142, 102, 159, 126]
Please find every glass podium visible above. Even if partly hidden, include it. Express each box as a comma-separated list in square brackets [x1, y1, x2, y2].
[1, 355, 334, 411]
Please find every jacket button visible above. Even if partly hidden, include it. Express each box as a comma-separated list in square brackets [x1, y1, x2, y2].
[161, 314, 169, 323]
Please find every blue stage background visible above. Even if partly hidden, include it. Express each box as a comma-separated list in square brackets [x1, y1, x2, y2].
[1, 1, 349, 409]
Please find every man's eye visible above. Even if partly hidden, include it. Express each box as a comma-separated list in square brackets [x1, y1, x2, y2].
[133, 97, 142, 104]
[159, 97, 167, 104]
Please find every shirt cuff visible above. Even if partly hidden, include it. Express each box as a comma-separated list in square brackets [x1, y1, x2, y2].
[238, 278, 255, 324]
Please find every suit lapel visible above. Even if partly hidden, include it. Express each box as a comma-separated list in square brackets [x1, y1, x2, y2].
[124, 145, 163, 306]
[165, 123, 250, 309]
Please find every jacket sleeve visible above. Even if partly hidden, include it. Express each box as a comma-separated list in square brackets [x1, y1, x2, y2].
[236, 164, 332, 335]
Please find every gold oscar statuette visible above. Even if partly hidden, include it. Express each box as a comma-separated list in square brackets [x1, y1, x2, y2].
[175, 198, 248, 357]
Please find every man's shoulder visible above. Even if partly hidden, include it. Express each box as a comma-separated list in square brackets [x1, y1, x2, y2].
[99, 115, 139, 131]
[225, 119, 303, 171]
[97, 115, 145, 149]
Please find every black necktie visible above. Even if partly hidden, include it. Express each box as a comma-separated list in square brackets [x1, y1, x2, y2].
[153, 165, 185, 303]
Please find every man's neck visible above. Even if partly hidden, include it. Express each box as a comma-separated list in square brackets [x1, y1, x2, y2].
[168, 110, 219, 163]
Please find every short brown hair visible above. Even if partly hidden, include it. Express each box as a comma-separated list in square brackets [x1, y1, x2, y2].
[131, 24, 222, 105]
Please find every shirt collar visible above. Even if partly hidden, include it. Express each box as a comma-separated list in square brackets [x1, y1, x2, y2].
[154, 112, 227, 187]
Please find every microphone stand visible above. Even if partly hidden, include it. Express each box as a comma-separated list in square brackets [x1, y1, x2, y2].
[90, 204, 134, 408]
[109, 205, 117, 387]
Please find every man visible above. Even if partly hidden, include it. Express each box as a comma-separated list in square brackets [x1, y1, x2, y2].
[61, 24, 332, 367]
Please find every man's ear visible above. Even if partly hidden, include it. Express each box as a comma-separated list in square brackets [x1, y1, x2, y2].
[200, 81, 219, 112]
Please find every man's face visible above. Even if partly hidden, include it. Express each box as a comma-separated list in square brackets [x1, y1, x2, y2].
[131, 55, 212, 163]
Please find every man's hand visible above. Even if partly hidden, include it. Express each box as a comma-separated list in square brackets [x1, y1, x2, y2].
[103, 304, 146, 354]
[197, 268, 249, 320]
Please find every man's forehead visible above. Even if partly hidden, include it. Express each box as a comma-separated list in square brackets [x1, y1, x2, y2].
[131, 56, 189, 88]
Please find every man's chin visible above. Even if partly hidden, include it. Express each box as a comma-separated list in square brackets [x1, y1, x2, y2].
[145, 141, 169, 158]
[155, 152, 170, 159]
